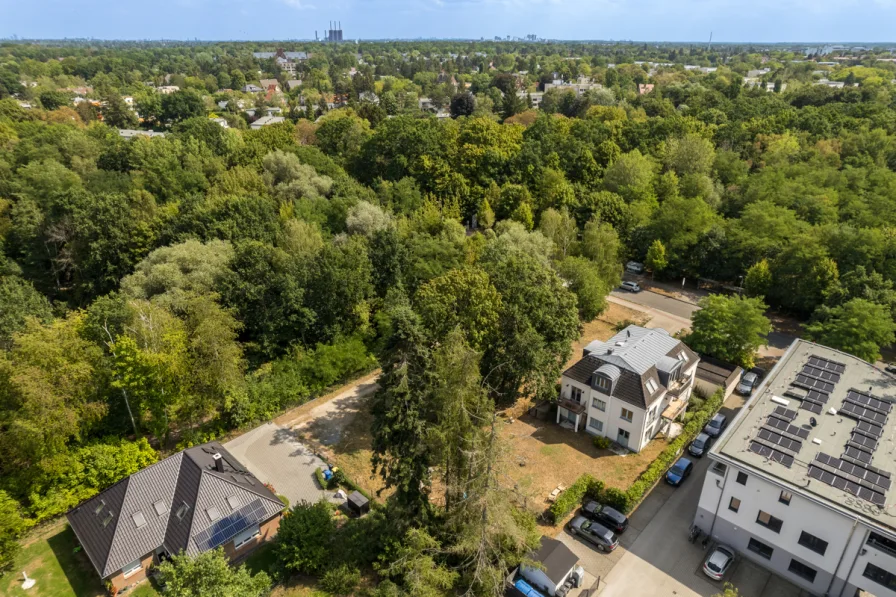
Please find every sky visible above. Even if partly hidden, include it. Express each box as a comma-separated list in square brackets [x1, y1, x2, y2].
[1, 0, 896, 43]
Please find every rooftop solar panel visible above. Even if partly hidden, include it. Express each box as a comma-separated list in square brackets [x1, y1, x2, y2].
[845, 389, 892, 416]
[794, 374, 836, 394]
[757, 427, 802, 454]
[808, 355, 847, 375]
[773, 406, 798, 421]
[843, 446, 873, 465]
[801, 364, 841, 383]
[849, 431, 878, 451]
[765, 416, 810, 439]
[192, 498, 266, 552]
[855, 420, 884, 439]
[749, 441, 795, 467]
[800, 401, 823, 415]
[840, 401, 888, 426]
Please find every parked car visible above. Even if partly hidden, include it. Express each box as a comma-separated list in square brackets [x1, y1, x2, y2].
[620, 281, 641, 293]
[885, 364, 896, 375]
[703, 413, 728, 438]
[567, 515, 619, 552]
[581, 500, 629, 533]
[688, 433, 713, 458]
[702, 545, 736, 581]
[737, 372, 758, 396]
[665, 457, 693, 486]
[625, 261, 644, 274]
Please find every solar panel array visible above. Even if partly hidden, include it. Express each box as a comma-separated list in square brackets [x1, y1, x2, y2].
[748, 409, 810, 468]
[787, 355, 846, 414]
[807, 355, 846, 375]
[749, 441, 795, 467]
[808, 453, 890, 506]
[772, 406, 798, 421]
[193, 498, 266, 552]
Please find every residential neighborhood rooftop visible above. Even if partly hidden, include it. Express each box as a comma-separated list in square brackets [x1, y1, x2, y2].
[714, 339, 896, 531]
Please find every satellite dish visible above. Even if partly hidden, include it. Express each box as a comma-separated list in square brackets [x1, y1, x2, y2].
[810, 417, 818, 427]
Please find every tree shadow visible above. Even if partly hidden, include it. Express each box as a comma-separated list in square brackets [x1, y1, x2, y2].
[46, 525, 106, 597]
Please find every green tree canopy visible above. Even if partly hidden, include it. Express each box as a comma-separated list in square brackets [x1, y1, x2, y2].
[687, 294, 772, 369]
[805, 299, 896, 363]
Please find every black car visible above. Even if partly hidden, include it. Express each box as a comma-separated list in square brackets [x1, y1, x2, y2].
[703, 413, 728, 438]
[688, 432, 713, 458]
[665, 457, 694, 486]
[567, 515, 619, 552]
[885, 364, 896, 375]
[581, 500, 629, 533]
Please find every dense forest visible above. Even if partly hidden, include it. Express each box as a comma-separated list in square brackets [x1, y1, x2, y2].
[1, 39, 896, 596]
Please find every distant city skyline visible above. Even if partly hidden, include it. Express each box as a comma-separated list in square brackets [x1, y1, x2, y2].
[2, 0, 896, 44]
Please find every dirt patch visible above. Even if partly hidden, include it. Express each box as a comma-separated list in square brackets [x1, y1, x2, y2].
[275, 370, 381, 428]
[499, 413, 669, 534]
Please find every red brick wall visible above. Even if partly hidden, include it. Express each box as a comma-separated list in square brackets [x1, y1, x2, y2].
[224, 513, 282, 561]
[107, 552, 153, 592]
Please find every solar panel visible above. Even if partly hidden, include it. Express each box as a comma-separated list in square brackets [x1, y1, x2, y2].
[849, 431, 878, 451]
[809, 457, 887, 506]
[765, 416, 810, 440]
[773, 406, 798, 421]
[192, 498, 266, 552]
[808, 355, 847, 375]
[840, 401, 888, 426]
[794, 374, 836, 394]
[845, 390, 892, 416]
[856, 420, 884, 439]
[757, 427, 802, 454]
[801, 364, 841, 383]
[843, 446, 873, 465]
[800, 401, 823, 415]
[749, 441, 795, 467]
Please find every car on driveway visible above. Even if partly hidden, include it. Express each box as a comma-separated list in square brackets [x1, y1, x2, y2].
[625, 261, 644, 274]
[688, 433, 713, 458]
[737, 372, 759, 396]
[703, 545, 735, 580]
[581, 500, 629, 533]
[703, 413, 728, 438]
[620, 281, 641, 293]
[665, 457, 693, 486]
[567, 515, 619, 552]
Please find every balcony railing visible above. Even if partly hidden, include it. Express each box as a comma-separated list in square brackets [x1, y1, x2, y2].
[666, 376, 693, 398]
[558, 396, 586, 415]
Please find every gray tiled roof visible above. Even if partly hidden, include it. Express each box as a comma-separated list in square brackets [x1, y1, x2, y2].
[565, 325, 698, 409]
[67, 442, 283, 579]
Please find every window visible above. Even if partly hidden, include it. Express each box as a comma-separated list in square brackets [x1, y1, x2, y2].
[121, 559, 143, 578]
[94, 499, 106, 515]
[798, 531, 828, 556]
[132, 511, 147, 529]
[176, 501, 191, 521]
[621, 408, 633, 423]
[710, 462, 728, 477]
[645, 429, 651, 443]
[864, 563, 896, 591]
[756, 510, 783, 533]
[571, 386, 583, 403]
[153, 500, 168, 516]
[226, 495, 241, 510]
[102, 512, 114, 528]
[728, 497, 741, 513]
[206, 506, 221, 521]
[736, 471, 748, 485]
[747, 538, 773, 560]
[868, 532, 896, 558]
[678, 350, 689, 363]
[592, 398, 606, 412]
[232, 524, 261, 550]
[645, 378, 658, 394]
[788, 559, 817, 583]
[779, 490, 792, 505]
[588, 417, 603, 432]
[595, 376, 611, 393]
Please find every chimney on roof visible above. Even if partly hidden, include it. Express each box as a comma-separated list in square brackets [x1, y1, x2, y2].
[213, 453, 224, 473]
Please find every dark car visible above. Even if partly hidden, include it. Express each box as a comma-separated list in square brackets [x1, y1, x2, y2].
[736, 372, 758, 396]
[688, 433, 713, 458]
[885, 364, 896, 375]
[567, 515, 619, 552]
[703, 414, 728, 438]
[581, 500, 629, 533]
[665, 457, 694, 486]
[703, 545, 735, 581]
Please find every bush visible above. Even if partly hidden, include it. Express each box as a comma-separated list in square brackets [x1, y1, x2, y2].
[548, 474, 594, 523]
[319, 563, 361, 595]
[314, 467, 329, 489]
[592, 435, 612, 450]
[600, 486, 632, 513]
[273, 500, 336, 577]
[277, 494, 290, 508]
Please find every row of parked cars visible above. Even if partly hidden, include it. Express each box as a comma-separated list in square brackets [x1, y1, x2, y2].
[567, 500, 629, 553]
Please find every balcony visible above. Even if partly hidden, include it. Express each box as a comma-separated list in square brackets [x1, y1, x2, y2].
[558, 397, 586, 415]
[666, 376, 693, 399]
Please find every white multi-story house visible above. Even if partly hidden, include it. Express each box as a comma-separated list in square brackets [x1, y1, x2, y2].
[696, 339, 896, 596]
[556, 325, 699, 453]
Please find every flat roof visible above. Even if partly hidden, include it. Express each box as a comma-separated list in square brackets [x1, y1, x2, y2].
[713, 339, 896, 531]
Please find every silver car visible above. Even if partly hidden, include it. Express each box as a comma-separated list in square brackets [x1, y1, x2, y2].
[567, 515, 619, 552]
[703, 545, 735, 580]
[737, 372, 758, 396]
[620, 281, 641, 293]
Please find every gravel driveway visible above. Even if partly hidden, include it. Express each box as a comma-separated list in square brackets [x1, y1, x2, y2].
[224, 422, 337, 506]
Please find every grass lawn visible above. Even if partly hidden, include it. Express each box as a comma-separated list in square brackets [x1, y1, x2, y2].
[1, 520, 107, 597]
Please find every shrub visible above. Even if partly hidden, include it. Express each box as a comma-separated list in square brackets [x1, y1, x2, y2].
[319, 564, 361, 595]
[314, 467, 329, 489]
[600, 486, 632, 513]
[277, 494, 290, 508]
[592, 435, 612, 450]
[548, 474, 594, 523]
[273, 500, 336, 577]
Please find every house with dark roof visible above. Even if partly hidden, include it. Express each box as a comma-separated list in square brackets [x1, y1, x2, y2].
[558, 325, 699, 452]
[512, 536, 583, 596]
[66, 442, 285, 592]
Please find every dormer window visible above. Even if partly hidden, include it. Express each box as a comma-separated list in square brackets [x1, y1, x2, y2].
[678, 351, 689, 363]
[594, 376, 611, 393]
[646, 378, 659, 394]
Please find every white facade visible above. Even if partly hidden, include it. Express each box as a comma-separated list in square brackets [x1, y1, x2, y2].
[697, 459, 896, 597]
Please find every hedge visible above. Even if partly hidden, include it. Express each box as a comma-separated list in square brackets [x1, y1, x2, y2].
[555, 388, 726, 517]
[314, 466, 373, 502]
[548, 474, 595, 523]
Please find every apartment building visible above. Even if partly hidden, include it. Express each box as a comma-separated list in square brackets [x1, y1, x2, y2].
[696, 340, 896, 596]
[557, 325, 699, 453]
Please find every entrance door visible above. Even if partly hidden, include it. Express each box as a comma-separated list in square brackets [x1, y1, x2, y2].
[617, 429, 630, 447]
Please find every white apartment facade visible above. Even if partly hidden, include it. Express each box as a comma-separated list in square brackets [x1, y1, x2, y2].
[696, 340, 896, 596]
[557, 326, 699, 453]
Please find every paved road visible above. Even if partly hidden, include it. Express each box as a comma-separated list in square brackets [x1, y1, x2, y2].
[611, 288, 699, 320]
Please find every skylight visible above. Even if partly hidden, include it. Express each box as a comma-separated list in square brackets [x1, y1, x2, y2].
[226, 495, 241, 510]
[132, 511, 147, 529]
[153, 500, 168, 516]
[206, 506, 221, 521]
